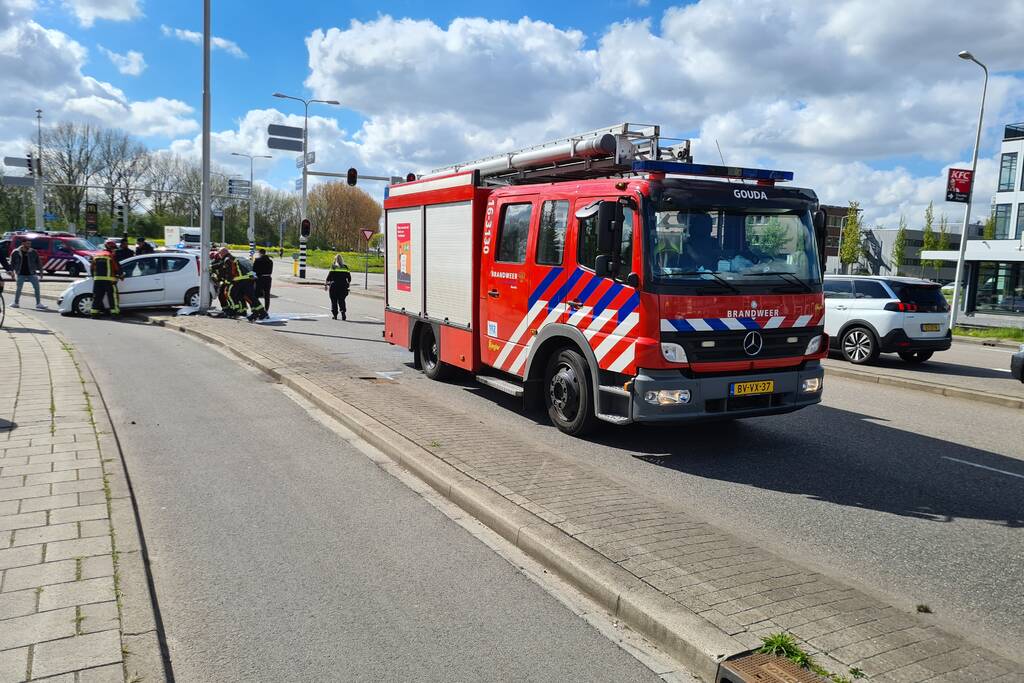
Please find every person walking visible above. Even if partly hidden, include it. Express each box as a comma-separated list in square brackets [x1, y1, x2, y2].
[253, 248, 273, 313]
[114, 239, 134, 263]
[90, 240, 122, 316]
[9, 240, 47, 310]
[325, 255, 351, 320]
[135, 236, 155, 255]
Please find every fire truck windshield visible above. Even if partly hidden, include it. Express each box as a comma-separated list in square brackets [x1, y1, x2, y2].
[646, 206, 821, 292]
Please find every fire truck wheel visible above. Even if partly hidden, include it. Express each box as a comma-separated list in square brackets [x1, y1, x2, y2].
[67, 262, 83, 277]
[545, 348, 597, 436]
[840, 326, 878, 365]
[418, 325, 452, 381]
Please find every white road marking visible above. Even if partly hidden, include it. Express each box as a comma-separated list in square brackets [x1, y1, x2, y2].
[942, 456, 1024, 480]
[364, 316, 382, 322]
[990, 368, 1011, 372]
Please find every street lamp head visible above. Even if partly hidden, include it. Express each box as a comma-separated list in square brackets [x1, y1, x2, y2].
[958, 50, 974, 60]
[324, 100, 340, 105]
[272, 92, 287, 98]
[230, 152, 245, 157]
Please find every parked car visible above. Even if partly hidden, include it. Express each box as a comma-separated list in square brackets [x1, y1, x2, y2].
[8, 232, 105, 277]
[57, 253, 202, 316]
[823, 275, 952, 364]
[1012, 345, 1024, 383]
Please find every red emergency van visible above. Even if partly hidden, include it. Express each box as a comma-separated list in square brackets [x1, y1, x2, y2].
[8, 232, 103, 277]
[383, 124, 829, 435]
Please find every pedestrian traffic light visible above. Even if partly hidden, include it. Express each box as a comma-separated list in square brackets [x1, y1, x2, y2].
[26, 153, 33, 178]
[346, 168, 357, 186]
[300, 218, 311, 239]
[115, 204, 125, 229]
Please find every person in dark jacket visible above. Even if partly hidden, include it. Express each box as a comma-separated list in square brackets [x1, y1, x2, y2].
[10, 240, 46, 309]
[325, 255, 351, 320]
[252, 248, 273, 313]
[135, 237, 154, 255]
[113, 239, 134, 263]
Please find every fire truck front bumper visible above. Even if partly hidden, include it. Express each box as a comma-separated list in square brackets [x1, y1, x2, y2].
[629, 363, 824, 423]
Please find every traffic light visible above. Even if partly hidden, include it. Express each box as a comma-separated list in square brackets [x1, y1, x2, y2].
[115, 204, 125, 229]
[346, 168, 357, 186]
[300, 218, 311, 239]
[26, 153, 33, 178]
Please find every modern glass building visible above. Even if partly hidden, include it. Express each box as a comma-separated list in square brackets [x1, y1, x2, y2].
[921, 123, 1024, 328]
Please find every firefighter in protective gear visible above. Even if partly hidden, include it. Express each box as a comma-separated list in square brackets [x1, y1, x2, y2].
[209, 249, 234, 315]
[90, 240, 122, 316]
[220, 248, 267, 321]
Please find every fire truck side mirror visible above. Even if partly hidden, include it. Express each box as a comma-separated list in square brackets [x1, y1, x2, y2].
[596, 202, 624, 255]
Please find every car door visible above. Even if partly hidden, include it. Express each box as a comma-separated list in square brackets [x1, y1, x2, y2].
[117, 257, 164, 307]
[158, 256, 193, 304]
[850, 279, 898, 338]
[480, 196, 539, 376]
[822, 278, 854, 337]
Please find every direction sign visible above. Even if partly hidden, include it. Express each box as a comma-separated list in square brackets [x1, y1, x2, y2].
[3, 157, 30, 168]
[294, 178, 302, 190]
[268, 137, 303, 152]
[44, 213, 58, 221]
[295, 151, 317, 169]
[361, 229, 375, 242]
[0, 176, 34, 188]
[267, 124, 303, 140]
[212, 209, 224, 218]
[228, 179, 250, 187]
[228, 188, 250, 197]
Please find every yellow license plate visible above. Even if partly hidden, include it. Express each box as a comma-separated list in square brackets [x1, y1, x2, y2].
[921, 323, 940, 332]
[730, 380, 775, 396]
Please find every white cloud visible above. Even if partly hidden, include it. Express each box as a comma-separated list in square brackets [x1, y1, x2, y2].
[63, 0, 141, 27]
[0, 18, 196, 144]
[98, 45, 146, 76]
[160, 24, 246, 58]
[298, 2, 1024, 225]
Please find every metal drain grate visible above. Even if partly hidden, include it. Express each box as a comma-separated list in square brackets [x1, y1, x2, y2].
[718, 653, 827, 683]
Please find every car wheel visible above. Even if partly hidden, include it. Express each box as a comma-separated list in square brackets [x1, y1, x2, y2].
[898, 350, 933, 364]
[67, 262, 82, 277]
[544, 348, 598, 436]
[72, 293, 93, 317]
[418, 324, 452, 381]
[841, 326, 878, 365]
[185, 288, 201, 308]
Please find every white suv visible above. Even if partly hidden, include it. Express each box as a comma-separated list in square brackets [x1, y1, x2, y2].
[823, 275, 952, 364]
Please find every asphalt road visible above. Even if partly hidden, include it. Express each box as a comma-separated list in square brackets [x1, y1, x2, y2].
[33, 309, 658, 682]
[252, 279, 1024, 658]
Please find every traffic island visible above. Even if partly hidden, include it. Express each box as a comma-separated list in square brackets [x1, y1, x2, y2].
[143, 312, 1022, 682]
[0, 309, 168, 682]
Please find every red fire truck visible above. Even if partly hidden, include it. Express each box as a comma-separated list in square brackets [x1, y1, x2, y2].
[383, 124, 829, 435]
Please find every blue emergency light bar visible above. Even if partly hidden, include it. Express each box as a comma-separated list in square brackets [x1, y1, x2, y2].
[633, 160, 794, 182]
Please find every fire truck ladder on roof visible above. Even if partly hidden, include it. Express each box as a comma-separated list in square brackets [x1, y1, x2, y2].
[422, 123, 693, 186]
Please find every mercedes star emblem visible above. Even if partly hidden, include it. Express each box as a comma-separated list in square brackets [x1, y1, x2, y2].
[751, 300, 758, 309]
[743, 331, 764, 356]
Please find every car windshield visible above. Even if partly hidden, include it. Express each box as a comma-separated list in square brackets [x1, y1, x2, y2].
[646, 207, 821, 290]
[65, 239, 93, 251]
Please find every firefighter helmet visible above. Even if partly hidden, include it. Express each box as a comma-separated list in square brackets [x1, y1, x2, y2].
[104, 240, 117, 251]
[217, 247, 231, 258]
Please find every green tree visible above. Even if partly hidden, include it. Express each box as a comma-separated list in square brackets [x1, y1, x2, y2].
[982, 213, 996, 240]
[839, 201, 861, 273]
[749, 216, 790, 258]
[890, 214, 908, 276]
[933, 214, 950, 279]
[920, 201, 935, 277]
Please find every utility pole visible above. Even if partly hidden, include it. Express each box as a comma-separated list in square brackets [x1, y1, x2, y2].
[34, 109, 44, 230]
[198, 0, 212, 313]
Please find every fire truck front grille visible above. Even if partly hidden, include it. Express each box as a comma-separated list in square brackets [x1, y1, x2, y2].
[663, 326, 823, 363]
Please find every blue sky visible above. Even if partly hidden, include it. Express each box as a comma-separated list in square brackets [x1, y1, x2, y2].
[2, 0, 1023, 226]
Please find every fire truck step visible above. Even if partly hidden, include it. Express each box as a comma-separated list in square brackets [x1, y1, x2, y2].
[596, 413, 631, 425]
[475, 375, 524, 398]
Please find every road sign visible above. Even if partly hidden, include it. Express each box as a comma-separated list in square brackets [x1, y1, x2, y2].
[0, 176, 34, 188]
[294, 178, 302, 191]
[228, 188, 250, 197]
[268, 137, 304, 152]
[44, 213, 57, 221]
[212, 209, 224, 218]
[228, 179, 250, 187]
[295, 151, 316, 169]
[946, 168, 973, 203]
[361, 229, 375, 241]
[267, 124, 303, 140]
[3, 157, 30, 168]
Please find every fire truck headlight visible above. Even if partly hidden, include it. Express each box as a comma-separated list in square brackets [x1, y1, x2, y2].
[660, 343, 688, 363]
[644, 389, 691, 405]
[804, 335, 823, 356]
[800, 377, 822, 393]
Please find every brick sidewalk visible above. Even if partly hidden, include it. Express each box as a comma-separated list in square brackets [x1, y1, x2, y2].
[154, 313, 1022, 682]
[0, 310, 144, 682]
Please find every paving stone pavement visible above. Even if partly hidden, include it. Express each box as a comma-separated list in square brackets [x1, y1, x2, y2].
[154, 313, 1023, 683]
[0, 309, 134, 683]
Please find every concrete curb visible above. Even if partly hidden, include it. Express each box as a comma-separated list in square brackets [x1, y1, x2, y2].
[824, 365, 1024, 410]
[57, 335, 172, 683]
[151, 316, 746, 682]
[953, 335, 1022, 350]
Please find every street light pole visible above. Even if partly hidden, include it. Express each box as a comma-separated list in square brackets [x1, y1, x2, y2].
[272, 92, 339, 278]
[949, 51, 988, 328]
[34, 109, 44, 230]
[198, 0, 212, 313]
[231, 153, 271, 258]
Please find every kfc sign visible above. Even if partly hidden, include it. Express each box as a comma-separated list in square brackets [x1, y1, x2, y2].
[946, 168, 973, 203]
